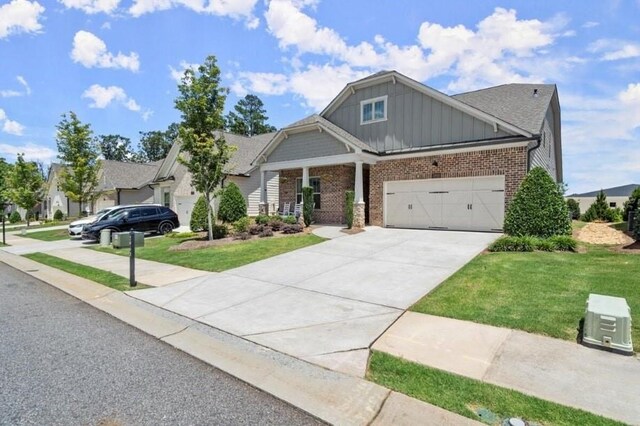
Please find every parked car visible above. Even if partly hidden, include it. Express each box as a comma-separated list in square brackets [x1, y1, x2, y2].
[68, 206, 118, 238]
[81, 205, 179, 241]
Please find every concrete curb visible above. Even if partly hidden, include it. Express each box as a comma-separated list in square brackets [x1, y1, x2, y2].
[0, 250, 482, 425]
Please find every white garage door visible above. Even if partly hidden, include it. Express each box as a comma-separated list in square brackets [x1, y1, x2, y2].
[385, 176, 505, 232]
[175, 195, 198, 228]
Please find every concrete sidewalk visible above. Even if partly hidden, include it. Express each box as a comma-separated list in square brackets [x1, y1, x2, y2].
[0, 249, 481, 426]
[373, 312, 640, 425]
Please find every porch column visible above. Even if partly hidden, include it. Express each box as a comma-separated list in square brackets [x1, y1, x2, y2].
[259, 170, 268, 215]
[354, 161, 365, 228]
[300, 166, 310, 208]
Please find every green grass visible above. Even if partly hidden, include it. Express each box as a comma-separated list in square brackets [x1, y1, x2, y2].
[368, 351, 623, 426]
[95, 234, 325, 272]
[24, 252, 148, 291]
[609, 221, 629, 232]
[572, 220, 588, 230]
[411, 244, 640, 351]
[8, 220, 71, 231]
[19, 228, 70, 241]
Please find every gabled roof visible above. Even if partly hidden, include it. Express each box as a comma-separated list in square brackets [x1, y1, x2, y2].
[569, 184, 640, 198]
[320, 70, 533, 138]
[453, 84, 557, 135]
[97, 160, 162, 191]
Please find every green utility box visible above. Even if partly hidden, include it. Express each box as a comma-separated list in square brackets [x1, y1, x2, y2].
[112, 231, 145, 249]
[583, 294, 633, 355]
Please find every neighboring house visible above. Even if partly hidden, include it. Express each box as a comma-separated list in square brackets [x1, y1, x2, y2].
[568, 184, 639, 214]
[252, 70, 562, 231]
[151, 132, 279, 226]
[43, 161, 161, 218]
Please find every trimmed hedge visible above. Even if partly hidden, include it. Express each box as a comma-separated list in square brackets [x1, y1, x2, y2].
[254, 214, 270, 225]
[302, 186, 313, 227]
[9, 211, 21, 223]
[489, 235, 577, 252]
[190, 195, 209, 232]
[504, 167, 571, 238]
[53, 209, 64, 221]
[217, 182, 247, 223]
[233, 216, 251, 234]
[345, 190, 355, 229]
[210, 224, 228, 240]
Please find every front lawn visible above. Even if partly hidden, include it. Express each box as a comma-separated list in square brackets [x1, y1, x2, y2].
[412, 245, 640, 351]
[95, 233, 325, 272]
[24, 253, 148, 291]
[368, 351, 622, 426]
[18, 228, 69, 241]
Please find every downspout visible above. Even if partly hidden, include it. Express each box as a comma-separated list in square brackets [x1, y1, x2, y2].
[526, 136, 542, 172]
[116, 188, 121, 205]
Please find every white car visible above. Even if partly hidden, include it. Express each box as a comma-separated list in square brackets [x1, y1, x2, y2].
[68, 207, 118, 238]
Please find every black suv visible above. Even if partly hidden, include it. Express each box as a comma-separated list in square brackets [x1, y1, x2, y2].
[82, 205, 179, 241]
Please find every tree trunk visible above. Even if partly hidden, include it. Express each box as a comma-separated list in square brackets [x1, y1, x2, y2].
[205, 191, 213, 241]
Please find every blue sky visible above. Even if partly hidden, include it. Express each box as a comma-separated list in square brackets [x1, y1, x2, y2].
[0, 0, 639, 194]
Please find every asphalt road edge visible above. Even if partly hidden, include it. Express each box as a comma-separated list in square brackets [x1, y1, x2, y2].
[0, 250, 481, 426]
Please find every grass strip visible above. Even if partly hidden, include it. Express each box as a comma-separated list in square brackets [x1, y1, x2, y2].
[18, 228, 70, 241]
[367, 351, 623, 426]
[24, 252, 148, 291]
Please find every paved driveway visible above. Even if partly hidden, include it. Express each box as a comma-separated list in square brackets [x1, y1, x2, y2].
[129, 227, 499, 376]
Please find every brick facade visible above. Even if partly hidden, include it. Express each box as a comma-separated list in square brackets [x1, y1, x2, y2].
[369, 146, 528, 226]
[279, 165, 355, 224]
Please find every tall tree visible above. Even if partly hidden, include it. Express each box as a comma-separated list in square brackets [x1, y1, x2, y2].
[55, 112, 101, 215]
[7, 154, 43, 226]
[136, 123, 178, 162]
[175, 55, 233, 241]
[225, 94, 276, 136]
[0, 157, 12, 217]
[97, 134, 133, 161]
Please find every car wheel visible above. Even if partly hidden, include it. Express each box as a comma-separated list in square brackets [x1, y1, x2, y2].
[158, 221, 174, 235]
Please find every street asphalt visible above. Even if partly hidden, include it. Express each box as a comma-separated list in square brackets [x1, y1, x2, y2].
[0, 262, 323, 426]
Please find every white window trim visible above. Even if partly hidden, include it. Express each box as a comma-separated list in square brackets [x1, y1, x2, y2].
[360, 95, 388, 125]
[296, 176, 321, 209]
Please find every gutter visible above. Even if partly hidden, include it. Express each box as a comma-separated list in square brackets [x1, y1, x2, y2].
[378, 135, 537, 157]
[526, 135, 542, 172]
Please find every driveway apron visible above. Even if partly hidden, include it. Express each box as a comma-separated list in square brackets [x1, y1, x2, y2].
[128, 227, 498, 376]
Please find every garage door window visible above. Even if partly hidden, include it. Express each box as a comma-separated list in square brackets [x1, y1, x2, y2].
[296, 177, 321, 209]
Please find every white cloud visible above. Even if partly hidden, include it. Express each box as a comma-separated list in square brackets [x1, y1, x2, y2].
[59, 0, 120, 14]
[129, 0, 260, 28]
[0, 0, 44, 39]
[101, 21, 111, 29]
[16, 75, 30, 94]
[589, 39, 640, 61]
[1, 75, 31, 97]
[0, 108, 25, 135]
[582, 21, 599, 28]
[0, 142, 56, 162]
[168, 60, 199, 83]
[71, 31, 140, 72]
[82, 84, 149, 117]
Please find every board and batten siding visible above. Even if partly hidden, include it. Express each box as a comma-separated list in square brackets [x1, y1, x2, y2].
[326, 81, 512, 153]
[267, 129, 350, 163]
[529, 105, 557, 181]
[228, 171, 279, 216]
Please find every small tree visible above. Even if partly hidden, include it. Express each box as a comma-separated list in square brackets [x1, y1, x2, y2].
[504, 167, 571, 238]
[7, 154, 44, 226]
[217, 182, 246, 223]
[53, 209, 64, 221]
[189, 195, 208, 232]
[302, 186, 313, 227]
[633, 207, 640, 241]
[566, 198, 580, 220]
[0, 157, 11, 211]
[56, 112, 101, 215]
[175, 55, 232, 241]
[581, 190, 610, 222]
[9, 210, 21, 223]
[345, 190, 355, 229]
[623, 187, 640, 220]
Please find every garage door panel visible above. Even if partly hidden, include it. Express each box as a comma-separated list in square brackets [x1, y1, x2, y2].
[384, 176, 505, 232]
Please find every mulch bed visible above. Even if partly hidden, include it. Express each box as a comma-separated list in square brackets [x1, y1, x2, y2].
[168, 227, 313, 252]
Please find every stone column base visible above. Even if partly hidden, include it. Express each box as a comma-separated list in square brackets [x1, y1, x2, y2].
[259, 202, 268, 215]
[354, 202, 365, 228]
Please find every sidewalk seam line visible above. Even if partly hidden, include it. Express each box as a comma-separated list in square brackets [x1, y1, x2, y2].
[366, 389, 391, 426]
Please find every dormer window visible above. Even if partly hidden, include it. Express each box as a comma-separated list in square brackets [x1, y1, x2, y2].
[360, 95, 387, 125]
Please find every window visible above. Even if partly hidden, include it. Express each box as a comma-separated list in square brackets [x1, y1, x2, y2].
[141, 207, 159, 217]
[360, 96, 387, 124]
[296, 177, 321, 209]
[610, 202, 617, 208]
[163, 191, 170, 208]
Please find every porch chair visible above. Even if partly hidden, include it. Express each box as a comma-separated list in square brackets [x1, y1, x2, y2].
[293, 203, 302, 217]
[281, 202, 291, 216]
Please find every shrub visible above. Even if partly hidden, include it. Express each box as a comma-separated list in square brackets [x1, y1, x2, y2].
[536, 239, 556, 252]
[233, 216, 251, 234]
[633, 208, 640, 241]
[190, 195, 209, 232]
[566, 199, 580, 220]
[9, 211, 21, 223]
[504, 167, 571, 238]
[581, 190, 610, 222]
[604, 207, 624, 223]
[165, 231, 198, 239]
[282, 215, 297, 225]
[26, 211, 34, 221]
[233, 232, 251, 240]
[268, 217, 284, 231]
[255, 214, 270, 225]
[302, 186, 313, 227]
[53, 209, 64, 221]
[548, 235, 577, 251]
[345, 190, 355, 229]
[623, 187, 640, 218]
[217, 182, 247, 223]
[249, 224, 263, 235]
[489, 236, 536, 252]
[281, 224, 303, 234]
[259, 226, 274, 238]
[211, 224, 228, 240]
